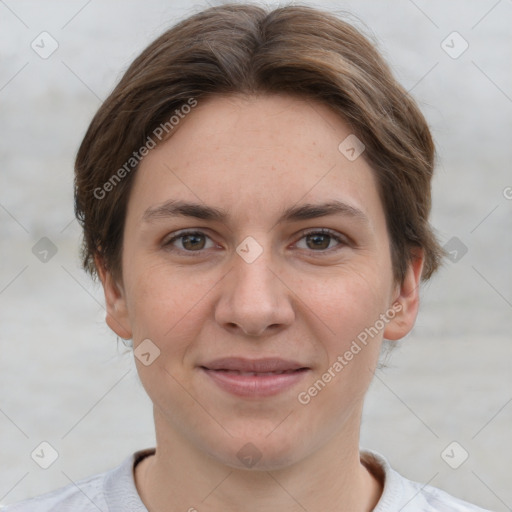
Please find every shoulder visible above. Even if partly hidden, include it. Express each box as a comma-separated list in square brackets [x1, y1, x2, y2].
[360, 448, 493, 512]
[1, 449, 153, 512]
[1, 472, 108, 512]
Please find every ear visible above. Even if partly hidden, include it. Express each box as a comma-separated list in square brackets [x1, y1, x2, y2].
[383, 248, 424, 341]
[95, 255, 132, 340]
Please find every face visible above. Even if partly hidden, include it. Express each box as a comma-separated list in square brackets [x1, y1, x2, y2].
[99, 93, 423, 470]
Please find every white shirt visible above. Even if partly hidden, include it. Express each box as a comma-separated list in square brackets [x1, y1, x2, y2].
[1, 448, 492, 511]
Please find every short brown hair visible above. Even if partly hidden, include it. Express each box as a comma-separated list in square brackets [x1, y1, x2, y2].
[74, 2, 445, 284]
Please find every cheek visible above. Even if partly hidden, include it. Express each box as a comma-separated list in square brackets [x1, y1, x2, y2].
[124, 261, 215, 349]
[125, 255, 391, 350]
[306, 266, 391, 341]
[297, 274, 387, 413]
[304, 270, 389, 386]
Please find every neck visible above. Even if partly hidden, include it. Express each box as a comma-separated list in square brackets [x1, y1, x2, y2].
[135, 408, 383, 512]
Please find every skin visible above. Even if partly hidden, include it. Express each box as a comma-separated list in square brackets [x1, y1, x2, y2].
[97, 93, 424, 512]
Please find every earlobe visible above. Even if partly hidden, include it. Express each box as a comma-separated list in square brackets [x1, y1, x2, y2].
[383, 248, 424, 341]
[95, 255, 132, 340]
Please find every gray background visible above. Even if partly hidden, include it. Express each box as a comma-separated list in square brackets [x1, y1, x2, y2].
[1, 0, 511, 510]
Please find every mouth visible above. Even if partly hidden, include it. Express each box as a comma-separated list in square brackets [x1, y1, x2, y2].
[199, 357, 310, 397]
[204, 369, 307, 376]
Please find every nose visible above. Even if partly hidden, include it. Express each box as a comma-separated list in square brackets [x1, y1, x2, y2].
[214, 243, 295, 337]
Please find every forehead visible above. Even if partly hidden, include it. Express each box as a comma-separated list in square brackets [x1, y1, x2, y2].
[129, 93, 385, 230]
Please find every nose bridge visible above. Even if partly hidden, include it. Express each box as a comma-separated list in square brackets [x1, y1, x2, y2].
[235, 242, 275, 297]
[232, 235, 279, 310]
[215, 234, 294, 336]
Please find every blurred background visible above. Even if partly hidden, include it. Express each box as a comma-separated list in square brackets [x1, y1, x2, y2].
[1, 0, 511, 510]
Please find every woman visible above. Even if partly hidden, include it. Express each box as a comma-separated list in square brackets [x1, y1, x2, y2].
[5, 3, 492, 511]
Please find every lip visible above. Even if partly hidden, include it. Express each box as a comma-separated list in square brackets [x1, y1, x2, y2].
[201, 357, 308, 373]
[199, 357, 310, 398]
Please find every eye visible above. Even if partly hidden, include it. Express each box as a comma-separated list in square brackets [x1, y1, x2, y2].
[295, 228, 348, 252]
[162, 228, 349, 256]
[163, 230, 215, 253]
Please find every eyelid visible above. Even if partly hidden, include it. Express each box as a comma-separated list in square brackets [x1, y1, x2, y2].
[162, 227, 350, 255]
[294, 227, 350, 251]
[162, 229, 217, 253]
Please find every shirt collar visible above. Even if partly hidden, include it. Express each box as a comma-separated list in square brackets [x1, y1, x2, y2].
[103, 447, 155, 511]
[103, 447, 400, 511]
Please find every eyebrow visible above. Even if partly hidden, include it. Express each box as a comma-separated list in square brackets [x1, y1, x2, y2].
[142, 199, 369, 226]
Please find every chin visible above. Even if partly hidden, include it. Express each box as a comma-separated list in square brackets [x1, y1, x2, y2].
[205, 431, 304, 471]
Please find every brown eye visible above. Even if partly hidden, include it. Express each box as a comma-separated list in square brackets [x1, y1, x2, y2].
[305, 233, 332, 250]
[180, 233, 206, 250]
[164, 231, 214, 253]
[296, 229, 347, 252]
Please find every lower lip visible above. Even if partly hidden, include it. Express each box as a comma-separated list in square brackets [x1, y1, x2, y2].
[201, 368, 309, 397]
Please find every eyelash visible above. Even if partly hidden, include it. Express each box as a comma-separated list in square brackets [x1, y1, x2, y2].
[162, 228, 349, 256]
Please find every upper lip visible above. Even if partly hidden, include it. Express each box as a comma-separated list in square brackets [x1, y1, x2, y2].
[200, 357, 309, 373]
